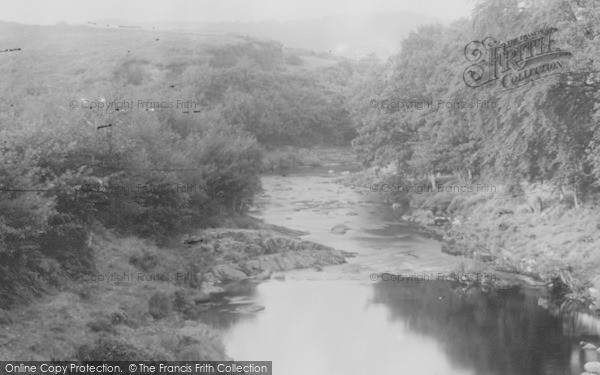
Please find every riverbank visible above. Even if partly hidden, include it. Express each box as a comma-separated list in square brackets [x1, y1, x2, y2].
[260, 146, 361, 173]
[341, 166, 600, 313]
[0, 219, 346, 360]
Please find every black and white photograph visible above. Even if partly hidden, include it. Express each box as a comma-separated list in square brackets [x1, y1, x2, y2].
[1, 0, 600, 374]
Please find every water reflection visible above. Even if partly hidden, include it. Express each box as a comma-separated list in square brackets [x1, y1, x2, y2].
[213, 170, 600, 375]
[215, 280, 479, 375]
[199, 280, 261, 329]
[373, 279, 600, 375]
[205, 278, 600, 375]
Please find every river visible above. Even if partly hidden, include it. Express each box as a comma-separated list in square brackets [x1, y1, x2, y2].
[202, 167, 600, 375]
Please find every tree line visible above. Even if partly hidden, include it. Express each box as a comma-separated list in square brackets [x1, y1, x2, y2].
[345, 0, 600, 207]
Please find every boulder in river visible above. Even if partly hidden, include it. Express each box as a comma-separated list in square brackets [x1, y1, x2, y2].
[584, 362, 600, 374]
[251, 268, 272, 281]
[193, 292, 211, 304]
[212, 264, 248, 282]
[331, 223, 351, 234]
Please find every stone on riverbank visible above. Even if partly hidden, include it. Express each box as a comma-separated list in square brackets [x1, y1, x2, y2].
[212, 264, 248, 282]
[251, 268, 272, 280]
[186, 229, 346, 289]
[331, 223, 351, 234]
[232, 305, 265, 314]
[193, 292, 212, 304]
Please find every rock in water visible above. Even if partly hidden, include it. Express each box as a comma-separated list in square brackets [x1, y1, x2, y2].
[392, 203, 401, 210]
[251, 269, 272, 281]
[331, 223, 351, 234]
[193, 292, 211, 304]
[584, 362, 600, 373]
[212, 264, 248, 282]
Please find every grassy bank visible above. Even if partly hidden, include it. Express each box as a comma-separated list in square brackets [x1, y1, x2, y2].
[343, 168, 600, 313]
[0, 218, 346, 360]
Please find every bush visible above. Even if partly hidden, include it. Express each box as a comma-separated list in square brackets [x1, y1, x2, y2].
[86, 318, 117, 334]
[148, 292, 171, 320]
[173, 290, 195, 317]
[447, 196, 467, 214]
[425, 193, 455, 215]
[129, 251, 158, 272]
[285, 54, 304, 65]
[76, 336, 157, 361]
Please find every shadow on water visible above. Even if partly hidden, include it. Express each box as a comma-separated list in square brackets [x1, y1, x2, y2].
[363, 222, 435, 241]
[199, 280, 262, 330]
[372, 279, 600, 375]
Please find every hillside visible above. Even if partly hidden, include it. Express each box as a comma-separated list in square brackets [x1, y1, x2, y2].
[88, 11, 440, 59]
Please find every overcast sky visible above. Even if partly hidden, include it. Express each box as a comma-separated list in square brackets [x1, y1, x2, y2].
[0, 0, 472, 25]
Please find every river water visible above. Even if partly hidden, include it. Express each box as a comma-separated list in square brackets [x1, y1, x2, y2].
[203, 168, 600, 375]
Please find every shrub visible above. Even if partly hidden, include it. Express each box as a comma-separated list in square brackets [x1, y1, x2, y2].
[148, 292, 171, 320]
[86, 318, 116, 334]
[76, 336, 156, 361]
[129, 251, 159, 272]
[285, 54, 304, 65]
[447, 196, 467, 214]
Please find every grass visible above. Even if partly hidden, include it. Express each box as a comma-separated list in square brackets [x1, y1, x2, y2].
[0, 228, 226, 361]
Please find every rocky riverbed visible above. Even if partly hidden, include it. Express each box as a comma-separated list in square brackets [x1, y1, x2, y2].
[183, 228, 349, 294]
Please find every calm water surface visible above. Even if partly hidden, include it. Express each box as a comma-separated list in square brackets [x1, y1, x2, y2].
[203, 168, 600, 375]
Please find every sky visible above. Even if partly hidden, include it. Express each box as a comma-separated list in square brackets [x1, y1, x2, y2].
[0, 0, 473, 25]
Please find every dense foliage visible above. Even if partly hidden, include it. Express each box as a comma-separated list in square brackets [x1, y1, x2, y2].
[0, 24, 355, 306]
[346, 0, 600, 205]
